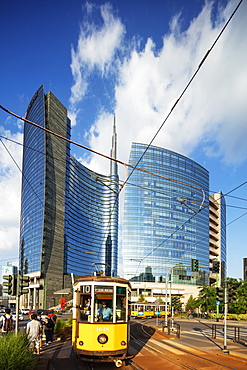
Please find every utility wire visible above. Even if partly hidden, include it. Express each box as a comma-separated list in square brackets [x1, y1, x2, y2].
[115, 0, 243, 197]
[0, 139, 44, 206]
[0, 0, 244, 275]
[136, 180, 247, 273]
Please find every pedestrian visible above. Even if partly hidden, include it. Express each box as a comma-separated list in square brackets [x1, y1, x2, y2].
[43, 316, 54, 345]
[26, 313, 42, 355]
[48, 310, 57, 337]
[37, 312, 44, 348]
[0, 308, 14, 334]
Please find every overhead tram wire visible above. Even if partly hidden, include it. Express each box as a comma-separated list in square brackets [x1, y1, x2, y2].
[5, 133, 245, 211]
[0, 138, 44, 206]
[152, 180, 247, 272]
[115, 0, 243, 203]
[0, 105, 206, 197]
[1, 0, 243, 276]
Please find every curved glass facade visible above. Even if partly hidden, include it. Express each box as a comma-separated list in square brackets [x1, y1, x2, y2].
[19, 86, 119, 308]
[122, 143, 209, 285]
[20, 86, 46, 273]
[65, 157, 118, 277]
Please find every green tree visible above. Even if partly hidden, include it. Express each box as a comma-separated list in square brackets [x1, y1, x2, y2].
[225, 278, 247, 314]
[185, 295, 198, 311]
[137, 293, 147, 302]
[196, 285, 216, 312]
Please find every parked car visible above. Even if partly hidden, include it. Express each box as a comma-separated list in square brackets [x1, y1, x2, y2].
[21, 308, 30, 315]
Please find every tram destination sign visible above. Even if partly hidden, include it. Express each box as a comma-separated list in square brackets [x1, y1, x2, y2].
[95, 286, 113, 292]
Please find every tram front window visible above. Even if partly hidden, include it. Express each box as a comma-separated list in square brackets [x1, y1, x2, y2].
[94, 285, 113, 322]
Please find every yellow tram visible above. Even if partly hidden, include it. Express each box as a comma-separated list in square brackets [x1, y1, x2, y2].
[130, 303, 169, 318]
[72, 275, 131, 367]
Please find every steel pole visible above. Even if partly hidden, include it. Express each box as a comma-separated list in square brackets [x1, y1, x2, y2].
[15, 272, 19, 334]
[223, 286, 228, 352]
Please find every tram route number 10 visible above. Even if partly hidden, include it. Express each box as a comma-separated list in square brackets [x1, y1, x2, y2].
[81, 285, 91, 293]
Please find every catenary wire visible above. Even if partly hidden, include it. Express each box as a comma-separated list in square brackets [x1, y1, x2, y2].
[137, 180, 247, 272]
[0, 0, 244, 275]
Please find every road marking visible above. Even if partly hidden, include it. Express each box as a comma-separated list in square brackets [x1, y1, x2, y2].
[149, 339, 186, 355]
[166, 340, 208, 355]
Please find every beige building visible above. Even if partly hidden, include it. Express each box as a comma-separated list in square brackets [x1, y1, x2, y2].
[209, 192, 226, 285]
[130, 281, 200, 310]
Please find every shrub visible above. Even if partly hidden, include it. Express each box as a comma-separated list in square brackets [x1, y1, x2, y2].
[0, 332, 36, 370]
[54, 318, 67, 334]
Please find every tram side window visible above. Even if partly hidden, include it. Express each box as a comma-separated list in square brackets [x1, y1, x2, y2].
[80, 286, 92, 321]
[116, 287, 126, 322]
[79, 293, 91, 322]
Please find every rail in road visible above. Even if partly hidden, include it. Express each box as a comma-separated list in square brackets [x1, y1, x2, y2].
[35, 320, 247, 370]
[129, 321, 247, 369]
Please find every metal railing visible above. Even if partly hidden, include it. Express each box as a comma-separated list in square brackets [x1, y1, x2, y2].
[212, 324, 246, 344]
[162, 320, 180, 338]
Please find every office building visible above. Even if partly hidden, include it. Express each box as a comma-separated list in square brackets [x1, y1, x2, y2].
[122, 142, 210, 285]
[244, 258, 247, 281]
[19, 85, 118, 309]
[209, 192, 226, 285]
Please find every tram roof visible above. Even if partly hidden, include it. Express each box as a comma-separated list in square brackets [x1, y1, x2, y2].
[74, 275, 131, 288]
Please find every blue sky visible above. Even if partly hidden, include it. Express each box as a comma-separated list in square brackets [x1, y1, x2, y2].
[0, 0, 246, 280]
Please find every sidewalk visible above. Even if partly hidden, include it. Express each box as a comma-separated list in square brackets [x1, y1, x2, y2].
[157, 319, 247, 361]
[35, 339, 72, 370]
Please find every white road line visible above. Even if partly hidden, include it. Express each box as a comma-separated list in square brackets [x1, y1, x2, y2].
[149, 339, 186, 355]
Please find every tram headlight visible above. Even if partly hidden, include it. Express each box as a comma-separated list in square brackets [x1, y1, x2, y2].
[121, 341, 126, 346]
[79, 341, 84, 346]
[97, 334, 108, 344]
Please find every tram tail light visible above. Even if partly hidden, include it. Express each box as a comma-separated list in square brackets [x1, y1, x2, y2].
[97, 334, 108, 344]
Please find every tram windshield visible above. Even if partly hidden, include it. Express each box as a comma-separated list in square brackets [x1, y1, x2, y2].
[77, 283, 128, 323]
[94, 285, 113, 322]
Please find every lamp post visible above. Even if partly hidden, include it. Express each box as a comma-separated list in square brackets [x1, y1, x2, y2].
[165, 266, 173, 327]
[164, 263, 192, 327]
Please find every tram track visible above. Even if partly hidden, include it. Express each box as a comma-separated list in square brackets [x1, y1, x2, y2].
[130, 321, 246, 370]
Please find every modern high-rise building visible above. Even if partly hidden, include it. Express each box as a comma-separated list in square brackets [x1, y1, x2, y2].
[19, 86, 118, 309]
[122, 142, 211, 285]
[209, 192, 226, 285]
[243, 258, 247, 281]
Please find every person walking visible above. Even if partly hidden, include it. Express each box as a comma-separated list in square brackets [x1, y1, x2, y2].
[26, 313, 42, 355]
[43, 316, 54, 345]
[0, 308, 14, 334]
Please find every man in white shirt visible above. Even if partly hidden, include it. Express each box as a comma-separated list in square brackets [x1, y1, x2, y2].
[26, 313, 42, 355]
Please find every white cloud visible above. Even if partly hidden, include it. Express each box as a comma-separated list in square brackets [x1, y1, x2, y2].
[0, 128, 23, 261]
[69, 2, 125, 124]
[71, 0, 247, 176]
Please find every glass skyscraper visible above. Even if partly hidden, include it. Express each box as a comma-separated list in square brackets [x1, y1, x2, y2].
[20, 86, 118, 309]
[122, 142, 210, 285]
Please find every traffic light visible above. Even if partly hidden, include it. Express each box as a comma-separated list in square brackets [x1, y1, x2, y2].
[191, 259, 199, 272]
[212, 260, 220, 273]
[2, 274, 17, 296]
[19, 274, 30, 296]
[171, 296, 180, 307]
[216, 287, 224, 303]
